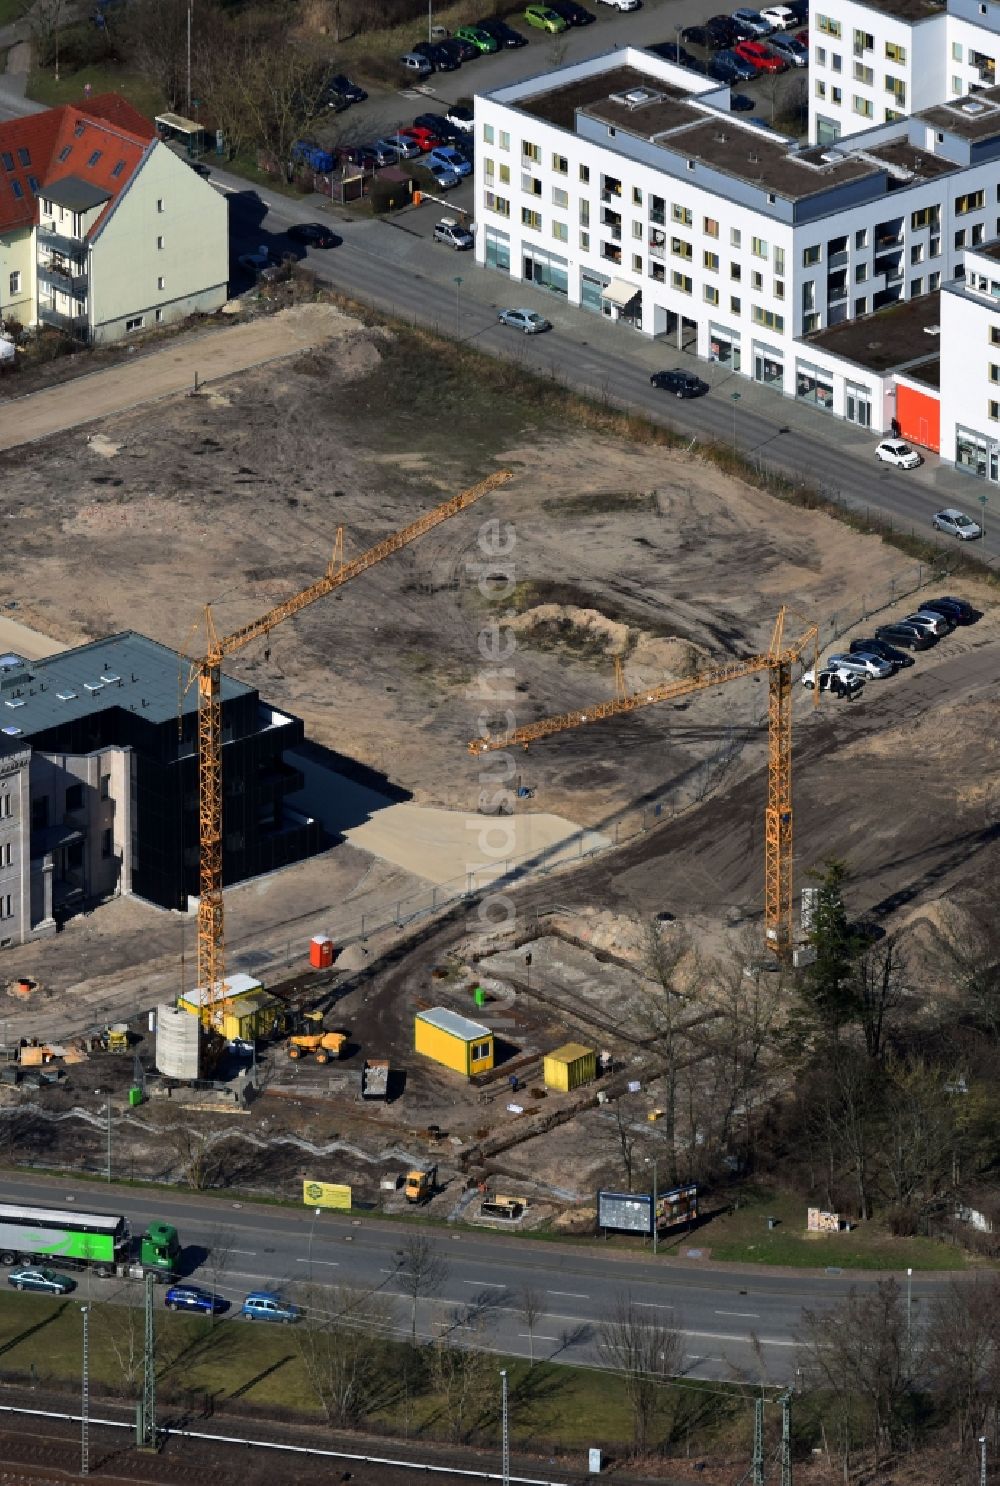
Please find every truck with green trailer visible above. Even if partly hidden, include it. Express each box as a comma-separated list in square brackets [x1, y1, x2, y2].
[0, 1203, 181, 1280]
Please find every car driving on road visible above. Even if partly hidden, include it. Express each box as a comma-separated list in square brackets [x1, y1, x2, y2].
[498, 307, 552, 333]
[933, 507, 982, 540]
[650, 368, 709, 397]
[8, 1267, 76, 1293]
[287, 222, 340, 248]
[165, 1284, 227, 1314]
[241, 1291, 300, 1323]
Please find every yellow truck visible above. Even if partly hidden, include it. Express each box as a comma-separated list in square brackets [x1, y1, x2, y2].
[287, 1030, 346, 1064]
[404, 1165, 437, 1204]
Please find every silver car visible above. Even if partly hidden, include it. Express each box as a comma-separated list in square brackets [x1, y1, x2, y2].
[827, 651, 893, 679]
[933, 507, 982, 540]
[905, 610, 952, 637]
[497, 308, 552, 333]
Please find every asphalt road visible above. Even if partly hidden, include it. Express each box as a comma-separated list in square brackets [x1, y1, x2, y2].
[1, 1172, 949, 1385]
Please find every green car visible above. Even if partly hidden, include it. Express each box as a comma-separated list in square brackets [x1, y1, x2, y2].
[524, 3, 568, 28]
[454, 23, 499, 50]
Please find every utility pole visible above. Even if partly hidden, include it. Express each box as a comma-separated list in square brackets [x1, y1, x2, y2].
[652, 1156, 659, 1257]
[496, 1361, 508, 1486]
[138, 1272, 156, 1450]
[906, 1267, 913, 1358]
[980, 1435, 988, 1486]
[186, 1, 193, 115]
[80, 1304, 90, 1478]
[752, 1395, 764, 1486]
[780, 1390, 792, 1486]
[106, 1098, 112, 1182]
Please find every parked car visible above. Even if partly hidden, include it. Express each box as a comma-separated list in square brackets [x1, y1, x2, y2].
[165, 1284, 227, 1314]
[681, 23, 712, 45]
[524, 3, 568, 28]
[455, 22, 499, 49]
[726, 12, 759, 38]
[731, 91, 756, 108]
[650, 368, 709, 397]
[769, 32, 808, 62]
[801, 667, 865, 697]
[827, 651, 894, 679]
[875, 437, 922, 468]
[905, 610, 953, 637]
[705, 13, 739, 45]
[920, 595, 977, 624]
[399, 50, 433, 76]
[794, 25, 809, 42]
[784, 0, 808, 21]
[383, 132, 422, 159]
[874, 622, 934, 651]
[434, 37, 467, 63]
[549, 0, 596, 21]
[477, 16, 529, 44]
[933, 507, 982, 540]
[328, 73, 367, 104]
[412, 112, 457, 140]
[650, 40, 701, 66]
[369, 140, 401, 166]
[427, 145, 472, 177]
[400, 124, 442, 151]
[597, 0, 641, 10]
[498, 307, 552, 333]
[446, 104, 475, 131]
[848, 637, 914, 667]
[337, 143, 380, 168]
[433, 217, 474, 249]
[735, 38, 786, 68]
[287, 222, 340, 248]
[7, 1266, 76, 1294]
[421, 160, 461, 189]
[412, 39, 459, 69]
[760, 3, 796, 25]
[710, 47, 758, 79]
[732, 7, 773, 34]
[241, 1291, 301, 1324]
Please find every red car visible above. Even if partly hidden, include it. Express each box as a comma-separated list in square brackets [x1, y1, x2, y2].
[795, 26, 808, 42]
[400, 124, 442, 152]
[735, 38, 787, 69]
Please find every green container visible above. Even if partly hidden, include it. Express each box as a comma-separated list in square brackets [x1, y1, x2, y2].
[474, 987, 486, 1007]
[128, 1086, 143, 1107]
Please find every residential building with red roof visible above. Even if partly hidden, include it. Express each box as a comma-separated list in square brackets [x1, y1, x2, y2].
[0, 94, 227, 344]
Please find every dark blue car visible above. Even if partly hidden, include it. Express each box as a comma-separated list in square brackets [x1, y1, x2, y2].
[165, 1284, 227, 1314]
[709, 48, 757, 81]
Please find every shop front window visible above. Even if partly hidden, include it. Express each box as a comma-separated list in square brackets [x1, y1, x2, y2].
[754, 346, 784, 387]
[709, 323, 741, 371]
[955, 427, 990, 478]
[484, 227, 510, 272]
[845, 382, 872, 427]
[796, 360, 835, 409]
[524, 246, 568, 296]
[581, 269, 610, 314]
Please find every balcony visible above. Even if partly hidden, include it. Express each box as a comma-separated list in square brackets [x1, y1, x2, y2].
[827, 274, 848, 302]
[827, 249, 849, 269]
[649, 240, 666, 260]
[600, 186, 622, 203]
[874, 235, 902, 252]
[37, 222, 82, 258]
[37, 304, 89, 340]
[600, 242, 622, 265]
[649, 207, 666, 226]
[37, 262, 87, 299]
[874, 251, 903, 280]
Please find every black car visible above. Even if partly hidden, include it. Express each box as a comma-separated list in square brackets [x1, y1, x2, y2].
[874, 623, 934, 651]
[849, 637, 914, 668]
[709, 48, 756, 80]
[443, 35, 478, 60]
[412, 39, 459, 69]
[705, 14, 739, 46]
[477, 16, 528, 44]
[413, 111, 459, 140]
[785, 0, 808, 22]
[680, 23, 712, 45]
[651, 369, 709, 397]
[921, 595, 978, 625]
[727, 13, 759, 39]
[731, 91, 756, 108]
[328, 73, 367, 104]
[287, 222, 340, 248]
[649, 40, 698, 65]
[548, 0, 595, 21]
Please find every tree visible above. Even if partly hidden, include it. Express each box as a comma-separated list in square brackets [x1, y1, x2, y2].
[295, 1284, 392, 1427]
[203, 1224, 235, 1324]
[519, 1287, 545, 1368]
[879, 1056, 960, 1223]
[798, 860, 866, 1035]
[95, 1297, 143, 1399]
[598, 1292, 682, 1452]
[430, 1314, 495, 1442]
[924, 1275, 1000, 1447]
[396, 1236, 448, 1344]
[120, 0, 206, 111]
[850, 933, 906, 1061]
[639, 921, 696, 1187]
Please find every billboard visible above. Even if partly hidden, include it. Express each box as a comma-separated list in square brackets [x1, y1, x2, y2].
[597, 1191, 653, 1235]
[657, 1184, 698, 1228]
[303, 1179, 351, 1211]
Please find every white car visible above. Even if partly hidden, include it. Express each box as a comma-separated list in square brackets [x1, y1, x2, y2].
[732, 7, 773, 33]
[759, 4, 795, 26]
[875, 437, 922, 468]
[827, 651, 893, 679]
[933, 507, 982, 540]
[801, 666, 864, 697]
[598, 0, 642, 10]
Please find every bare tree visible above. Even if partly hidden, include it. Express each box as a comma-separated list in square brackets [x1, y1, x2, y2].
[29, 0, 67, 73]
[879, 1055, 959, 1223]
[203, 1224, 235, 1323]
[598, 1292, 682, 1452]
[519, 1287, 545, 1367]
[430, 1316, 495, 1443]
[925, 1275, 1000, 1447]
[611, 1093, 641, 1192]
[295, 1283, 392, 1427]
[120, 0, 204, 110]
[396, 1235, 448, 1344]
[851, 934, 906, 1061]
[95, 1297, 143, 1399]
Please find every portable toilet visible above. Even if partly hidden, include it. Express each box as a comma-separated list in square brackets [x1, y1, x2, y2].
[414, 1007, 494, 1078]
[543, 1042, 597, 1093]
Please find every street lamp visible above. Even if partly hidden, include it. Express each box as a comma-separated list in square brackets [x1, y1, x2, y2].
[980, 1435, 987, 1486]
[80, 1304, 90, 1478]
[731, 391, 741, 453]
[645, 1155, 659, 1256]
[979, 491, 989, 537]
[906, 1266, 913, 1355]
[454, 275, 463, 339]
[307, 1205, 322, 1280]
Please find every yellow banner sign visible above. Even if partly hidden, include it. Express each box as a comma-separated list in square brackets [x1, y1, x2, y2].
[303, 1179, 351, 1211]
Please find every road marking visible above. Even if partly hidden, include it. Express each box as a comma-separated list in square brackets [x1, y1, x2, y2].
[518, 1333, 559, 1342]
[295, 1258, 340, 1266]
[714, 1310, 760, 1319]
[635, 1301, 674, 1310]
[684, 1329, 794, 1348]
[548, 1290, 589, 1299]
[462, 1280, 505, 1288]
[229, 1249, 257, 1256]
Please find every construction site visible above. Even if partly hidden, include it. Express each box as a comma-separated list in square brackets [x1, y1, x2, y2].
[0, 295, 998, 1223]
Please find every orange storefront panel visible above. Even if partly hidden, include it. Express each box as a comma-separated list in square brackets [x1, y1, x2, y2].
[896, 383, 940, 453]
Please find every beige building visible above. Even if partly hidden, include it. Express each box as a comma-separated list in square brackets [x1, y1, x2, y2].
[0, 93, 227, 345]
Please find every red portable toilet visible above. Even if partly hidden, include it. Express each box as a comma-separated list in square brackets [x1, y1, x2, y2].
[309, 935, 335, 969]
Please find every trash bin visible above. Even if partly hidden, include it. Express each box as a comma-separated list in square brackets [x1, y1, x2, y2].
[767, 1216, 778, 1230]
[128, 1086, 143, 1107]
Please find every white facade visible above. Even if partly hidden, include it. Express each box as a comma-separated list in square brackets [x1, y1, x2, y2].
[476, 48, 1000, 422]
[809, 0, 1000, 144]
[939, 243, 1000, 474]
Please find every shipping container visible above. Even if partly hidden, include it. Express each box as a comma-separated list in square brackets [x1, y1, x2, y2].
[414, 1007, 494, 1077]
[543, 1041, 596, 1092]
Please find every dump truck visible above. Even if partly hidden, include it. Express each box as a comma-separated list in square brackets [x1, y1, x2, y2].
[288, 1030, 347, 1064]
[404, 1165, 437, 1204]
[361, 1058, 389, 1099]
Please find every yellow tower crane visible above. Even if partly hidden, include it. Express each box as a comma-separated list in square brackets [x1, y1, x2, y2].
[468, 607, 817, 960]
[189, 469, 512, 1029]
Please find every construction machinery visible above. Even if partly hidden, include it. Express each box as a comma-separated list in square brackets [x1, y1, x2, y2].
[287, 1012, 347, 1064]
[468, 607, 817, 961]
[187, 470, 512, 1033]
[404, 1164, 438, 1203]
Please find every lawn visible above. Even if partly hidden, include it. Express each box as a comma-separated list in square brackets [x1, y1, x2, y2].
[27, 62, 162, 119]
[675, 1187, 967, 1272]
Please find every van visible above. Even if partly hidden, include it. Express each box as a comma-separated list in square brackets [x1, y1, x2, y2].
[240, 1290, 300, 1324]
[400, 51, 433, 76]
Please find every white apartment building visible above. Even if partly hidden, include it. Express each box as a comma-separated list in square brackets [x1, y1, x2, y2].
[476, 48, 1000, 424]
[809, 0, 1000, 145]
[939, 239, 1000, 475]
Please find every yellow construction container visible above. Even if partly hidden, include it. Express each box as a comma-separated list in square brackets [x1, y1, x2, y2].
[415, 1007, 494, 1078]
[178, 973, 283, 1043]
[543, 1041, 597, 1093]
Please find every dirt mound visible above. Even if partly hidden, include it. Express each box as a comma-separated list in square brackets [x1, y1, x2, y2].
[503, 603, 709, 682]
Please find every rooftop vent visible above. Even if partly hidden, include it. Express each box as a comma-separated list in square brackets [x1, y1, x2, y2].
[0, 654, 23, 672]
[924, 324, 941, 335]
[56, 690, 77, 702]
[820, 150, 841, 163]
[100, 672, 121, 684]
[609, 86, 664, 109]
[4, 698, 24, 709]
[1, 726, 21, 736]
[749, 151, 759, 163]
[83, 682, 104, 694]
[961, 100, 987, 114]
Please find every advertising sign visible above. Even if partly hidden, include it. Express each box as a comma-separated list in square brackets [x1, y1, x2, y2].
[657, 1184, 698, 1229]
[303, 1179, 351, 1211]
[597, 1190, 652, 1235]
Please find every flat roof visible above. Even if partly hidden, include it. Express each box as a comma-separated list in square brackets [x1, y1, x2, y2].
[519, 65, 701, 131]
[417, 1006, 492, 1042]
[802, 292, 943, 373]
[835, 0, 943, 20]
[184, 974, 264, 1005]
[919, 92, 1000, 139]
[973, 237, 1000, 262]
[673, 121, 877, 200]
[900, 355, 940, 387]
[0, 632, 253, 742]
[46, 176, 111, 211]
[547, 1041, 595, 1063]
[867, 136, 956, 179]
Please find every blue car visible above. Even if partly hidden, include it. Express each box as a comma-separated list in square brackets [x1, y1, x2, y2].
[426, 146, 472, 179]
[165, 1284, 227, 1314]
[241, 1290, 300, 1323]
[708, 47, 757, 80]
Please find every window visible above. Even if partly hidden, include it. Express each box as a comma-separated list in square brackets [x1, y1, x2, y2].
[522, 141, 540, 163]
[671, 236, 692, 260]
[632, 220, 643, 239]
[731, 261, 742, 280]
[65, 782, 83, 811]
[817, 14, 842, 36]
[8, 270, 19, 295]
[499, 130, 510, 151]
[87, 149, 102, 167]
[100, 773, 111, 800]
[671, 271, 692, 294]
[552, 186, 568, 208]
[854, 62, 873, 84]
[992, 326, 1000, 346]
[775, 279, 785, 300]
[832, 86, 842, 104]
[910, 244, 924, 265]
[911, 205, 937, 230]
[730, 294, 741, 313]
[704, 250, 719, 271]
[751, 269, 764, 290]
[155, 309, 163, 324]
[831, 53, 842, 72]
[580, 231, 590, 251]
[552, 152, 568, 173]
[815, 45, 826, 65]
[855, 227, 868, 249]
[991, 401, 1000, 421]
[0, 796, 9, 819]
[483, 122, 494, 144]
[885, 40, 907, 62]
[731, 227, 741, 249]
[704, 216, 719, 238]
[672, 203, 693, 226]
[991, 363, 1000, 382]
[579, 162, 589, 182]
[855, 262, 868, 282]
[156, 235, 164, 249]
[853, 95, 873, 117]
[580, 199, 589, 225]
[752, 305, 784, 332]
[499, 163, 510, 184]
[521, 207, 541, 231]
[956, 189, 985, 215]
[10, 181, 21, 200]
[125, 315, 144, 332]
[803, 244, 821, 266]
[751, 236, 768, 259]
[632, 186, 642, 206]
[973, 223, 986, 246]
[484, 158, 495, 183]
[552, 221, 568, 242]
[953, 41, 964, 61]
[157, 197, 164, 213]
[0, 151, 12, 171]
[101, 828, 113, 859]
[853, 28, 873, 52]
[952, 76, 963, 95]
[910, 277, 923, 296]
[802, 280, 816, 312]
[471, 1041, 491, 1062]
[522, 174, 541, 196]
[632, 253, 642, 272]
[884, 77, 906, 104]
[485, 192, 510, 217]
[155, 274, 165, 290]
[815, 80, 827, 98]
[0, 895, 10, 921]
[956, 228, 967, 249]
[704, 284, 719, 305]
[15, 146, 28, 169]
[774, 246, 785, 276]
[929, 235, 941, 258]
[0, 843, 10, 868]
